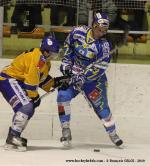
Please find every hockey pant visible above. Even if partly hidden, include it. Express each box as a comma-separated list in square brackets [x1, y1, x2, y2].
[0, 78, 35, 136]
[57, 74, 116, 133]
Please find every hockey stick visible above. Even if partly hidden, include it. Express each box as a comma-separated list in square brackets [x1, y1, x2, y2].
[85, 43, 119, 72]
[37, 76, 71, 102]
[73, 84, 92, 108]
[79, 88, 93, 108]
[37, 45, 118, 105]
[40, 88, 55, 100]
[34, 88, 56, 104]
[33, 88, 55, 106]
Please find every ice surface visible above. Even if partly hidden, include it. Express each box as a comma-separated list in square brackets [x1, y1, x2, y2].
[0, 139, 149, 166]
[0, 60, 150, 166]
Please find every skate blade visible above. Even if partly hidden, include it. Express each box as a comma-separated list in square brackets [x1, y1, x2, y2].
[4, 144, 27, 152]
[62, 141, 72, 148]
[115, 144, 125, 149]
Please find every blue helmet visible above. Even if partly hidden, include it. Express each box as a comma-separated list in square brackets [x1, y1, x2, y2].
[93, 12, 109, 28]
[40, 36, 59, 53]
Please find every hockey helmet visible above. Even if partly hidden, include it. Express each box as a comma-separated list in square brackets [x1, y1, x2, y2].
[93, 12, 109, 29]
[40, 36, 59, 53]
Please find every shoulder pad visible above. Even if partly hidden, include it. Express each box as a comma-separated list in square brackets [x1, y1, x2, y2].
[73, 25, 89, 33]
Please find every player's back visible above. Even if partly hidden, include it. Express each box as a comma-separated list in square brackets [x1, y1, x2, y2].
[1, 48, 41, 81]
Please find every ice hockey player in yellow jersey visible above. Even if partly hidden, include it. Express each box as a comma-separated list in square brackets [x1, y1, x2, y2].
[0, 35, 68, 151]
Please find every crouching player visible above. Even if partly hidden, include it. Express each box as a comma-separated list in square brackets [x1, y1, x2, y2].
[57, 12, 123, 147]
[0, 36, 68, 151]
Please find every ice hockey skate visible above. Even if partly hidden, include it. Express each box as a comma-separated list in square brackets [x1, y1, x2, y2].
[60, 128, 72, 147]
[109, 131, 123, 147]
[4, 128, 27, 152]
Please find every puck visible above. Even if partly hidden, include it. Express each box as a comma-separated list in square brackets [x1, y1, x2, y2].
[94, 149, 100, 152]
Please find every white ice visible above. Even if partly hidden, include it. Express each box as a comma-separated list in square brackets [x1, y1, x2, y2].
[0, 60, 150, 166]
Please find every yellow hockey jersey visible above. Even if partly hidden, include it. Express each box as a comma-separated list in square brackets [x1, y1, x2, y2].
[0, 48, 54, 98]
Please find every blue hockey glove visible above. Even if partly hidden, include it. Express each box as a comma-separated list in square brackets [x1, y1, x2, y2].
[70, 74, 85, 90]
[60, 63, 72, 77]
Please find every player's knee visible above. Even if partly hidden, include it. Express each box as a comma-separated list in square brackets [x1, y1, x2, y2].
[17, 102, 34, 119]
[57, 101, 71, 124]
[58, 101, 71, 114]
[95, 107, 110, 119]
[102, 113, 116, 133]
[102, 113, 115, 127]
[12, 111, 29, 133]
[100, 107, 110, 119]
[57, 90, 72, 102]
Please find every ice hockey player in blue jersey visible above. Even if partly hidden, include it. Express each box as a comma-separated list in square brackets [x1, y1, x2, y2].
[57, 12, 123, 147]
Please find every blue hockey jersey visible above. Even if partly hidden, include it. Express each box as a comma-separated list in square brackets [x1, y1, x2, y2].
[61, 25, 112, 81]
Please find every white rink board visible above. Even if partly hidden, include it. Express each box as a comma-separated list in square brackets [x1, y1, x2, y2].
[0, 59, 150, 145]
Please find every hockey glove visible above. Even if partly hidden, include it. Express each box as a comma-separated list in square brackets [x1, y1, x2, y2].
[70, 74, 85, 90]
[60, 63, 72, 77]
[53, 76, 71, 90]
[31, 95, 41, 109]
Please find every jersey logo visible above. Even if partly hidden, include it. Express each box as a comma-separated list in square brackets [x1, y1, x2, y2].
[88, 89, 100, 101]
[9, 95, 20, 108]
[88, 89, 101, 107]
[37, 55, 46, 69]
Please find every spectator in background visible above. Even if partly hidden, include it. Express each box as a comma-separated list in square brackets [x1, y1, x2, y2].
[103, 1, 130, 32]
[11, 2, 42, 32]
[4, 6, 9, 22]
[115, 0, 147, 41]
[95, 0, 130, 46]
[127, 0, 147, 40]
[50, 0, 76, 26]
[0, 0, 11, 6]
[50, 1, 76, 46]
[78, 0, 90, 25]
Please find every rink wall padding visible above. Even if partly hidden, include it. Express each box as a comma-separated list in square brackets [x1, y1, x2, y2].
[0, 59, 150, 144]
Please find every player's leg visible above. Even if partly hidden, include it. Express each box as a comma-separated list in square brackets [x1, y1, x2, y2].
[0, 78, 35, 151]
[57, 86, 79, 146]
[83, 74, 123, 146]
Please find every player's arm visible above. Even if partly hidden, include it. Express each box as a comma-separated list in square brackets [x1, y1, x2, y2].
[39, 75, 54, 92]
[60, 29, 76, 76]
[23, 54, 41, 98]
[84, 55, 111, 81]
[24, 62, 42, 109]
[84, 41, 111, 81]
[69, 41, 111, 89]
[24, 65, 39, 98]
[39, 74, 71, 92]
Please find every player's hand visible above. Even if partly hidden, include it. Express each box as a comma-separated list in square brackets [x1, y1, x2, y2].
[70, 75, 85, 90]
[60, 63, 72, 76]
[53, 76, 70, 89]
